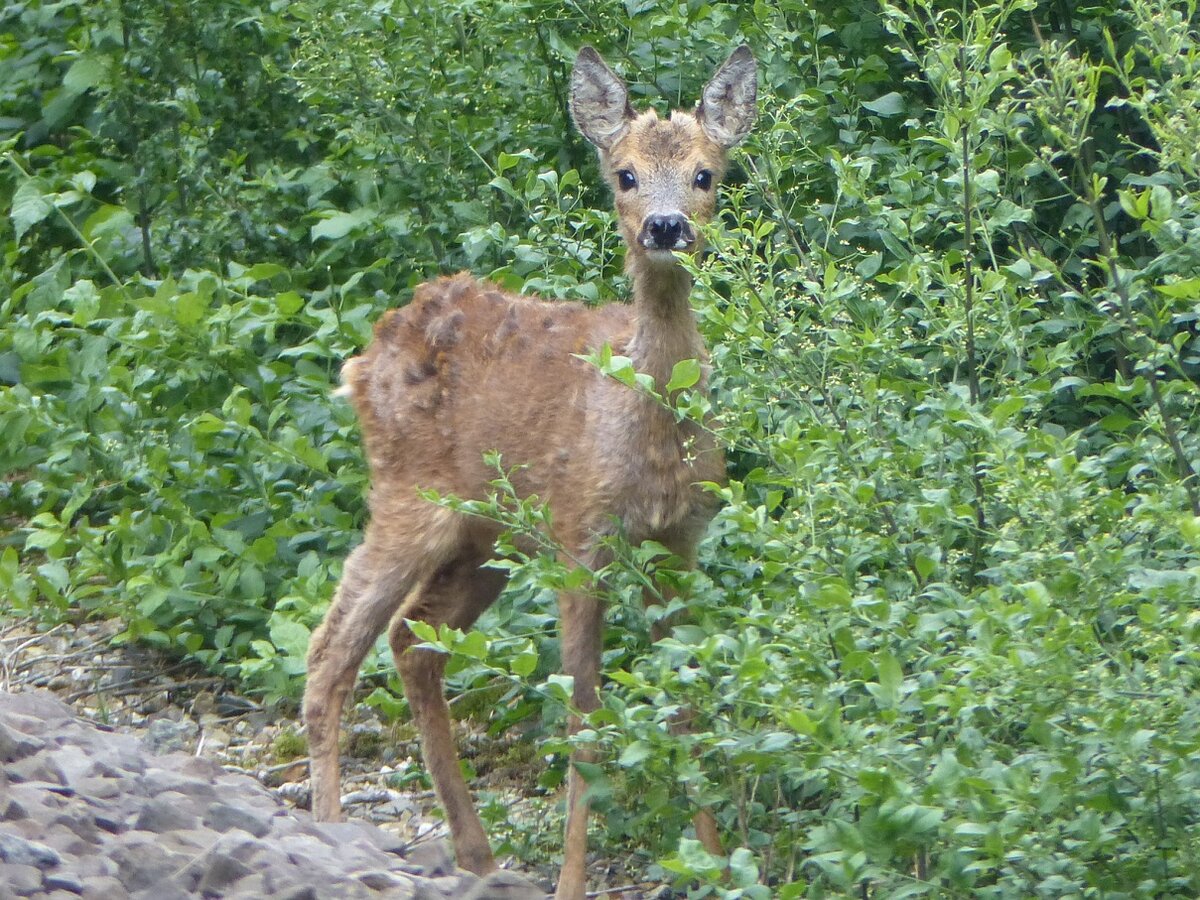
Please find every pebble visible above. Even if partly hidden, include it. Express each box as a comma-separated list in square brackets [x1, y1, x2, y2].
[0, 689, 546, 899]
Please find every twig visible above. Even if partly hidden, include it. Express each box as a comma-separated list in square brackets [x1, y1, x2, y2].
[65, 675, 223, 705]
[0, 623, 70, 691]
[587, 884, 656, 897]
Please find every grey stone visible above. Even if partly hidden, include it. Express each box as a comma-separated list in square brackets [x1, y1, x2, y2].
[0, 832, 62, 868]
[50, 812, 101, 845]
[0, 798, 28, 821]
[403, 838, 454, 876]
[277, 833, 345, 874]
[44, 872, 85, 893]
[140, 717, 196, 754]
[223, 872, 268, 898]
[0, 720, 44, 763]
[355, 868, 417, 892]
[309, 818, 381, 847]
[94, 811, 124, 833]
[51, 744, 97, 782]
[196, 852, 253, 895]
[111, 833, 189, 891]
[159, 826, 219, 856]
[461, 871, 547, 900]
[40, 823, 94, 857]
[132, 792, 200, 832]
[5, 753, 66, 785]
[130, 880, 191, 900]
[157, 753, 223, 780]
[203, 800, 274, 838]
[73, 854, 118, 879]
[0, 862, 42, 896]
[79, 875, 128, 900]
[271, 887, 317, 900]
[0, 689, 76, 721]
[75, 774, 122, 800]
[136, 768, 217, 802]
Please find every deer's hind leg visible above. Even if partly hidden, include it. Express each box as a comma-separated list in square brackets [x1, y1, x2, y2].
[304, 507, 462, 822]
[388, 537, 507, 875]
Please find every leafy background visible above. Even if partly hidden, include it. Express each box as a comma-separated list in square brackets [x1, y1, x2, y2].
[3, 0, 1200, 895]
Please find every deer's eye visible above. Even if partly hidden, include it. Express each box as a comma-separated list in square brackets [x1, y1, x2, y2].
[694, 169, 713, 191]
[617, 169, 637, 191]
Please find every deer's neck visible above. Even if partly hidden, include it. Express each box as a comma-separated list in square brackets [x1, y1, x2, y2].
[627, 259, 705, 391]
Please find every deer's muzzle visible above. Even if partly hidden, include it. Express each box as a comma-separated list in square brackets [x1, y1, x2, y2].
[640, 213, 696, 252]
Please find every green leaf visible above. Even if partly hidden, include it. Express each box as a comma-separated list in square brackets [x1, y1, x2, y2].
[82, 204, 133, 243]
[862, 92, 905, 116]
[1155, 278, 1200, 299]
[457, 630, 488, 659]
[11, 180, 53, 240]
[665, 358, 701, 393]
[310, 208, 377, 241]
[730, 847, 759, 887]
[877, 651, 903, 704]
[408, 619, 440, 645]
[510, 648, 538, 676]
[276, 291, 305, 315]
[268, 615, 310, 658]
[618, 740, 651, 767]
[62, 56, 106, 94]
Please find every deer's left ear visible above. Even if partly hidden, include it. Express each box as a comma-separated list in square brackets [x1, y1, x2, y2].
[697, 45, 758, 148]
[571, 47, 635, 151]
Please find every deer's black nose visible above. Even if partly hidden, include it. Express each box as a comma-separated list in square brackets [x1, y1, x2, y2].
[641, 214, 693, 251]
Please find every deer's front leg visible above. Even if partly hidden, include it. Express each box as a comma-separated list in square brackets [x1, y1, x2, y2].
[555, 589, 604, 900]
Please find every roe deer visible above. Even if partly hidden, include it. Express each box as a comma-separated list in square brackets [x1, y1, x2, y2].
[303, 44, 757, 899]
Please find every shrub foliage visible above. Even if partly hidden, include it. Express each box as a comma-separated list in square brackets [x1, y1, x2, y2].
[3, 0, 1199, 895]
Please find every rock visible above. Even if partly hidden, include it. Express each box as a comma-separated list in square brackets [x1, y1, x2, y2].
[202, 800, 274, 838]
[404, 838, 454, 876]
[80, 875, 128, 900]
[52, 744, 97, 783]
[5, 752, 67, 785]
[44, 871, 85, 893]
[196, 852, 254, 895]
[129, 880, 191, 900]
[0, 720, 44, 763]
[110, 833, 189, 891]
[72, 853, 118, 879]
[132, 792, 201, 832]
[74, 774, 121, 800]
[0, 798, 28, 821]
[0, 862, 42, 896]
[0, 690, 75, 721]
[0, 687, 556, 898]
[136, 768, 217, 802]
[461, 871, 547, 899]
[355, 868, 417, 893]
[0, 832, 62, 868]
[141, 718, 196, 754]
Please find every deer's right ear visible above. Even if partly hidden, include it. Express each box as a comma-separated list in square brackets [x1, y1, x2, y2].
[570, 47, 634, 151]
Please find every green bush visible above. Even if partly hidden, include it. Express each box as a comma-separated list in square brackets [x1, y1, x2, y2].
[3, 0, 1200, 894]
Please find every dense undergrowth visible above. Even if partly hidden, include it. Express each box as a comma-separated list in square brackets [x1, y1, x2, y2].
[3, 0, 1200, 895]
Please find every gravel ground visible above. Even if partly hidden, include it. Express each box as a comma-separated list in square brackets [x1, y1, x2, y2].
[0, 619, 664, 899]
[0, 688, 545, 899]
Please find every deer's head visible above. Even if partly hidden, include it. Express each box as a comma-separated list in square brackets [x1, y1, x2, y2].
[570, 45, 757, 267]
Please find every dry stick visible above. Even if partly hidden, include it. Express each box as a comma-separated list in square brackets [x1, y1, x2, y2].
[586, 886, 656, 897]
[64, 674, 223, 705]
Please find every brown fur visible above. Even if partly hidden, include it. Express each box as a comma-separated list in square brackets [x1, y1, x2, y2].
[303, 45, 756, 900]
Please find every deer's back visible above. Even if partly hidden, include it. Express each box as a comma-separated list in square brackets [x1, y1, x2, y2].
[343, 274, 723, 546]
